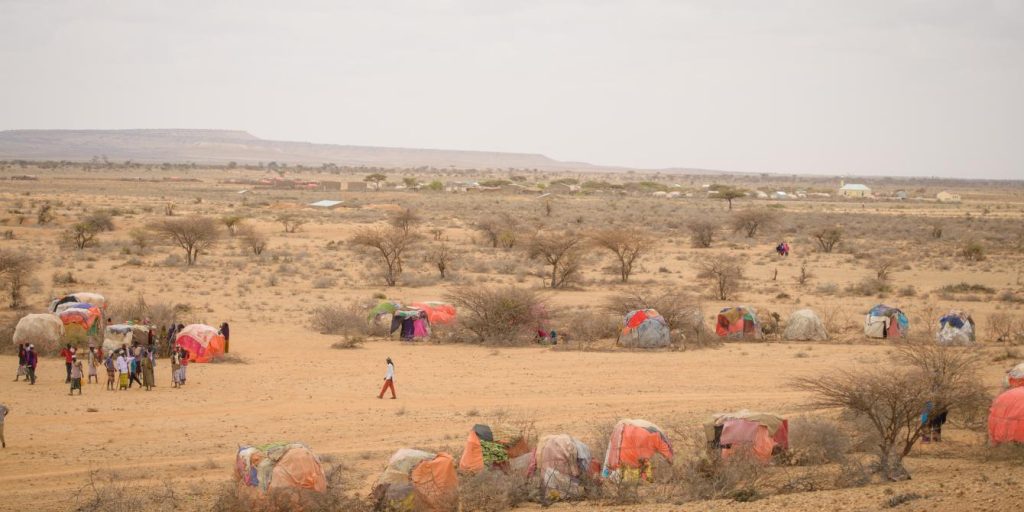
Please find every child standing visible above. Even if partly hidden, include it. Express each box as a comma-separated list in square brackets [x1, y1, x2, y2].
[69, 357, 83, 396]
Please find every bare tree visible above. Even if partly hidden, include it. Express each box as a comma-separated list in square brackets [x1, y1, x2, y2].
[128, 227, 152, 253]
[150, 216, 220, 266]
[475, 213, 520, 249]
[85, 211, 115, 232]
[389, 208, 421, 235]
[731, 208, 778, 238]
[475, 218, 503, 248]
[276, 213, 306, 233]
[794, 344, 987, 481]
[221, 215, 244, 236]
[698, 255, 744, 300]
[689, 221, 716, 248]
[445, 285, 549, 344]
[0, 249, 36, 308]
[236, 224, 268, 256]
[527, 230, 585, 288]
[873, 257, 898, 281]
[813, 227, 842, 253]
[430, 241, 454, 279]
[591, 228, 655, 283]
[351, 226, 419, 286]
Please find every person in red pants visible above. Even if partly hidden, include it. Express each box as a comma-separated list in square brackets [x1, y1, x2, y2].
[377, 357, 396, 399]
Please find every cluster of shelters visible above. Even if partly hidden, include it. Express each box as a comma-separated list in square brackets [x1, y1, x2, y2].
[12, 292, 109, 353]
[368, 300, 457, 341]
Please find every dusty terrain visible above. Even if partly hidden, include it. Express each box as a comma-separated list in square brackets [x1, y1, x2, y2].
[0, 165, 1023, 511]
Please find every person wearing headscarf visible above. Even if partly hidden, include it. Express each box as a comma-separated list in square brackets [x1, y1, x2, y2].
[141, 349, 155, 391]
[14, 344, 26, 382]
[69, 356, 83, 396]
[377, 357, 397, 399]
[219, 322, 230, 353]
[24, 345, 37, 385]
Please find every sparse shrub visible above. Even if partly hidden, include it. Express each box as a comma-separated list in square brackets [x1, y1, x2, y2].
[445, 286, 549, 345]
[731, 208, 778, 238]
[331, 336, 364, 349]
[312, 276, 336, 289]
[785, 417, 850, 465]
[236, 224, 268, 256]
[52, 271, 77, 285]
[698, 255, 744, 300]
[457, 469, 532, 511]
[812, 227, 842, 253]
[0, 248, 35, 308]
[689, 220, 716, 248]
[310, 301, 376, 337]
[845, 277, 891, 296]
[560, 308, 620, 346]
[276, 213, 307, 233]
[36, 202, 53, 225]
[960, 240, 986, 261]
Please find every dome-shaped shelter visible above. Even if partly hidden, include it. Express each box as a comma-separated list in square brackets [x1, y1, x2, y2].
[50, 292, 106, 312]
[13, 314, 65, 353]
[58, 306, 101, 343]
[458, 423, 532, 474]
[175, 324, 226, 362]
[782, 309, 828, 341]
[704, 411, 789, 462]
[989, 387, 1024, 445]
[618, 309, 670, 348]
[530, 434, 594, 501]
[864, 304, 908, 339]
[601, 419, 673, 481]
[937, 310, 976, 345]
[235, 442, 327, 493]
[372, 449, 458, 512]
[716, 306, 762, 340]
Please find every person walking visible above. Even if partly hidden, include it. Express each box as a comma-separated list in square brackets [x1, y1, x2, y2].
[25, 345, 37, 385]
[170, 347, 182, 388]
[14, 344, 26, 381]
[115, 351, 129, 390]
[178, 347, 189, 385]
[87, 346, 99, 384]
[104, 353, 115, 391]
[377, 357, 397, 399]
[0, 403, 8, 448]
[60, 344, 75, 383]
[128, 349, 143, 389]
[69, 357, 84, 396]
[141, 350, 155, 391]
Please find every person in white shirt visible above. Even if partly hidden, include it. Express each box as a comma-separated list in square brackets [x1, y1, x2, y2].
[115, 351, 129, 390]
[377, 357, 396, 399]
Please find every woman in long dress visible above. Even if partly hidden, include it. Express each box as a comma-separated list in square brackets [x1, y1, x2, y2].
[141, 350, 155, 391]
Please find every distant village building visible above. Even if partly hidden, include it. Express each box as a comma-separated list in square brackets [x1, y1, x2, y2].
[754, 190, 769, 199]
[318, 181, 342, 191]
[838, 181, 872, 198]
[936, 191, 961, 203]
[894, 191, 908, 200]
[307, 200, 344, 209]
[346, 182, 368, 192]
[770, 191, 789, 200]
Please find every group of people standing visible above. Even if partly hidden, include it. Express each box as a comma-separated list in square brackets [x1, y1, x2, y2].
[13, 344, 38, 385]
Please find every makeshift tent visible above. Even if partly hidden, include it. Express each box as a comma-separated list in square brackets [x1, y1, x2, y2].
[373, 449, 457, 512]
[13, 314, 65, 353]
[58, 306, 102, 342]
[410, 302, 457, 325]
[175, 323, 226, 362]
[55, 301, 98, 313]
[1007, 363, 1024, 389]
[530, 434, 594, 501]
[601, 419, 673, 480]
[704, 411, 789, 462]
[235, 442, 327, 493]
[716, 306, 762, 339]
[782, 309, 828, 341]
[368, 300, 402, 323]
[864, 304, 909, 339]
[937, 310, 976, 345]
[103, 324, 154, 352]
[390, 308, 431, 341]
[618, 309, 670, 348]
[989, 387, 1024, 445]
[459, 424, 532, 474]
[50, 292, 107, 312]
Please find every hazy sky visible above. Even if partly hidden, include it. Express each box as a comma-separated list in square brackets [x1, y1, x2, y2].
[1, 1, 1022, 178]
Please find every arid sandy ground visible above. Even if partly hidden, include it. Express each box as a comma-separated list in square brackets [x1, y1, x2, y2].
[0, 167, 1023, 510]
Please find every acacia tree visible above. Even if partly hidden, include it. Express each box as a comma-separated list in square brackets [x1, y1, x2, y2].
[591, 228, 655, 283]
[150, 216, 220, 266]
[475, 213, 520, 249]
[795, 344, 987, 481]
[527, 231, 585, 289]
[221, 215, 244, 236]
[236, 224, 268, 256]
[0, 249, 35, 308]
[731, 208, 778, 238]
[430, 241, 454, 279]
[276, 213, 306, 233]
[351, 226, 419, 286]
[389, 208, 421, 235]
[716, 187, 746, 211]
[364, 173, 387, 190]
[63, 222, 102, 250]
[813, 227, 842, 253]
[698, 255, 744, 300]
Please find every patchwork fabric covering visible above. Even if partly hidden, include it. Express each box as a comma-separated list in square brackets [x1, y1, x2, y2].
[410, 302, 457, 325]
[458, 424, 532, 473]
[368, 300, 402, 323]
[601, 419, 673, 477]
[619, 309, 670, 348]
[390, 309, 431, 340]
[59, 306, 102, 341]
[989, 387, 1024, 445]
[937, 310, 976, 345]
[530, 434, 593, 500]
[782, 309, 828, 341]
[175, 323, 226, 362]
[12, 314, 65, 353]
[50, 292, 107, 312]
[1006, 363, 1024, 389]
[864, 304, 909, 339]
[235, 442, 327, 493]
[716, 306, 762, 339]
[704, 411, 789, 462]
[373, 449, 458, 512]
